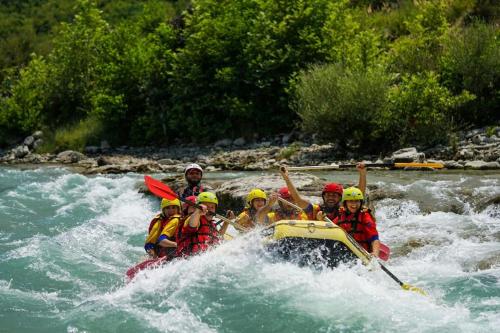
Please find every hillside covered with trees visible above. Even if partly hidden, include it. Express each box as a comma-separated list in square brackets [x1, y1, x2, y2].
[0, 0, 498, 154]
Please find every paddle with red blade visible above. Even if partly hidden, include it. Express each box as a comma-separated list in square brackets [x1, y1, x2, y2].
[144, 175, 249, 231]
[378, 242, 391, 261]
[145, 175, 214, 213]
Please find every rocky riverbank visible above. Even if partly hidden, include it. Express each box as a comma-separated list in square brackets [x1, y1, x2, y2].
[2, 127, 500, 174]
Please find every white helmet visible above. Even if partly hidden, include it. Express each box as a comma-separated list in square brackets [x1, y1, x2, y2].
[184, 163, 203, 176]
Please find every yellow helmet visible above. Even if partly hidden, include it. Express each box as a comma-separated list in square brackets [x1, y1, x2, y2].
[197, 192, 218, 205]
[161, 198, 181, 210]
[246, 188, 267, 207]
[342, 187, 364, 201]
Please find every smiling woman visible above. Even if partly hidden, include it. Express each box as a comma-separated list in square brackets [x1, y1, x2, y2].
[0, 167, 499, 332]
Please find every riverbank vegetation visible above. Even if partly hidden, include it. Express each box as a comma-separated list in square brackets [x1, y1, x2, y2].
[0, 0, 498, 153]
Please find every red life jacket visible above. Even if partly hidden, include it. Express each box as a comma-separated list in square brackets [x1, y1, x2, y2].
[320, 204, 340, 221]
[334, 209, 378, 251]
[176, 215, 220, 257]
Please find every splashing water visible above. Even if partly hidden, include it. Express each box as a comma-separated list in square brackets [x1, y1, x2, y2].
[0, 167, 499, 332]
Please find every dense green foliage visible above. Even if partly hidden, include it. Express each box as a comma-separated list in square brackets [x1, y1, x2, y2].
[0, 0, 498, 152]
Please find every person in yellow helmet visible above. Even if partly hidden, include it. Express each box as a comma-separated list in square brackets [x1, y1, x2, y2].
[144, 198, 182, 258]
[333, 187, 380, 257]
[236, 188, 268, 229]
[176, 192, 225, 257]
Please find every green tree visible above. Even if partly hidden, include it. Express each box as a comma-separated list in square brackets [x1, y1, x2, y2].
[440, 21, 500, 125]
[293, 63, 390, 151]
[376, 71, 474, 148]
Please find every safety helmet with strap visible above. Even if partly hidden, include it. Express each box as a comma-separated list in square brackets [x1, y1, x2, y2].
[278, 187, 291, 199]
[322, 183, 343, 196]
[246, 188, 267, 207]
[184, 163, 203, 177]
[161, 198, 181, 210]
[342, 187, 364, 201]
[197, 192, 218, 205]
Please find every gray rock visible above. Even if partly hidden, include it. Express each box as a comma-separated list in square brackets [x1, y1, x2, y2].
[233, 137, 246, 147]
[23, 136, 35, 148]
[85, 146, 100, 154]
[464, 160, 500, 170]
[157, 158, 175, 165]
[96, 156, 112, 166]
[444, 160, 463, 169]
[260, 141, 271, 148]
[56, 150, 86, 163]
[391, 147, 425, 162]
[489, 135, 500, 142]
[282, 132, 293, 144]
[100, 140, 111, 151]
[214, 139, 232, 147]
[456, 149, 474, 160]
[32, 131, 43, 139]
[465, 128, 483, 139]
[33, 139, 43, 150]
[23, 153, 44, 164]
[472, 134, 487, 145]
[216, 173, 325, 211]
[13, 145, 29, 158]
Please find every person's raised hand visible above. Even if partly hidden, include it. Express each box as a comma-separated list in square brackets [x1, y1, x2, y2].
[279, 165, 289, 179]
[356, 162, 367, 174]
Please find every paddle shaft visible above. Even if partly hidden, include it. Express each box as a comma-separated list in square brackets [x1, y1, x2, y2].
[323, 216, 418, 292]
[277, 197, 306, 213]
[287, 162, 444, 171]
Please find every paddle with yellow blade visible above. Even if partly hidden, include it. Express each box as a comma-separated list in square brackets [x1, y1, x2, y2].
[287, 162, 444, 171]
[322, 215, 428, 296]
[144, 175, 249, 232]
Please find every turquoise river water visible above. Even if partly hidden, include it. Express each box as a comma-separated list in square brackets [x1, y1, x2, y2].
[0, 166, 499, 332]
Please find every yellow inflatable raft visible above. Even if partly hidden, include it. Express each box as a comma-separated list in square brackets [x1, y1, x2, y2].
[263, 220, 371, 267]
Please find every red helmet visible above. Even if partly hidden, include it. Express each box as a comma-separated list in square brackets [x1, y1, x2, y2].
[182, 195, 197, 211]
[322, 183, 343, 195]
[278, 187, 291, 199]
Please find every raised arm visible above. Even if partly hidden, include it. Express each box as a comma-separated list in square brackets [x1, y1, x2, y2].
[279, 166, 310, 209]
[357, 162, 367, 195]
[188, 205, 206, 228]
[256, 193, 278, 224]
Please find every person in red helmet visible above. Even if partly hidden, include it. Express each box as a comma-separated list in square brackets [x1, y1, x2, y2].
[256, 187, 308, 224]
[179, 163, 205, 199]
[174, 195, 197, 243]
[279, 163, 367, 221]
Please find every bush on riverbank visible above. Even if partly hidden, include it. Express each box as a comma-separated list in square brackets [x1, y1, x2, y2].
[293, 64, 390, 151]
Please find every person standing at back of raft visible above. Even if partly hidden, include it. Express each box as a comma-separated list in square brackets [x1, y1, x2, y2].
[334, 187, 380, 257]
[144, 198, 182, 258]
[176, 192, 225, 257]
[179, 163, 205, 199]
[279, 163, 367, 221]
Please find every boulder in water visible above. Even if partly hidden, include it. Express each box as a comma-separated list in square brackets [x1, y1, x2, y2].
[216, 173, 324, 212]
[56, 150, 86, 163]
[391, 147, 425, 163]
